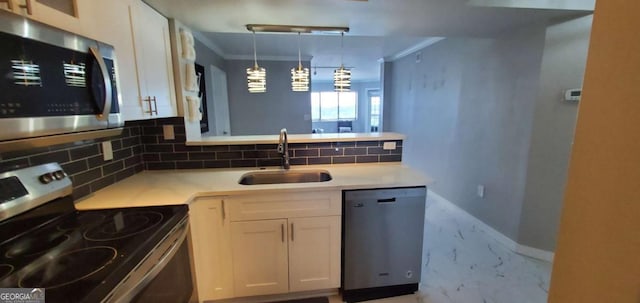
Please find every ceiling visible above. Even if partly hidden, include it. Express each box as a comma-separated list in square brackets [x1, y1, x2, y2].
[144, 0, 592, 81]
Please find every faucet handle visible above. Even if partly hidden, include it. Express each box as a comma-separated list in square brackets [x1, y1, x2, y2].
[277, 143, 284, 153]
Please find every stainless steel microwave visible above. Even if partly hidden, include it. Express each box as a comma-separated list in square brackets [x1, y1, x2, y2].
[0, 10, 124, 152]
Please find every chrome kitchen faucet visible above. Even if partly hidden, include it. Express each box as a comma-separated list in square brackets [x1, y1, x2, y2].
[277, 128, 290, 169]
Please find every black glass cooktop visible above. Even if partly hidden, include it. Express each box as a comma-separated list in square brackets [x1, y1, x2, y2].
[0, 197, 188, 303]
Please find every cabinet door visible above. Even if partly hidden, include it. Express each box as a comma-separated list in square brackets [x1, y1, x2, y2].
[129, 0, 177, 119]
[288, 216, 341, 292]
[230, 219, 289, 297]
[6, 0, 84, 34]
[190, 198, 234, 302]
[83, 0, 140, 122]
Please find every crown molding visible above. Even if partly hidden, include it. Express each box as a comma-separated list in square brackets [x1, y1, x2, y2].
[385, 37, 446, 61]
[191, 31, 226, 58]
[225, 54, 313, 61]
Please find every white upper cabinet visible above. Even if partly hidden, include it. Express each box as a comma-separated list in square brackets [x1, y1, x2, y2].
[22, 0, 179, 121]
[1, 0, 85, 34]
[126, 0, 177, 120]
[83, 0, 139, 121]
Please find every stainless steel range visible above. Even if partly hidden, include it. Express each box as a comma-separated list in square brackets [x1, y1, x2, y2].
[0, 163, 193, 302]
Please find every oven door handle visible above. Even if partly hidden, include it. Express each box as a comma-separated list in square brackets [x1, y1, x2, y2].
[89, 46, 112, 121]
[105, 217, 189, 303]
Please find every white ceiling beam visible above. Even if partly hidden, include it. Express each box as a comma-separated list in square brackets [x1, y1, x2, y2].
[467, 0, 594, 11]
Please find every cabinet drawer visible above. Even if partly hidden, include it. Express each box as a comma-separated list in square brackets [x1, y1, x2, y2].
[226, 190, 341, 221]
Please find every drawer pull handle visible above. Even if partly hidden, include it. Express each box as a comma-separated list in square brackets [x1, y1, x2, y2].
[18, 0, 32, 15]
[377, 197, 397, 203]
[221, 199, 226, 221]
[281, 224, 284, 243]
[291, 223, 294, 241]
[1, 0, 15, 11]
[144, 96, 158, 115]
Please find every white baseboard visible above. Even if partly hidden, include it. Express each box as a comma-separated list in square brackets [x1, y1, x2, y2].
[427, 190, 555, 262]
[516, 244, 555, 262]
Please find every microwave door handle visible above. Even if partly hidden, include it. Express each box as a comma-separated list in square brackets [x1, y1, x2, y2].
[89, 46, 112, 121]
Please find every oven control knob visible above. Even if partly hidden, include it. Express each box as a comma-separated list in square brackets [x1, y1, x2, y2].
[53, 170, 66, 180]
[39, 173, 54, 184]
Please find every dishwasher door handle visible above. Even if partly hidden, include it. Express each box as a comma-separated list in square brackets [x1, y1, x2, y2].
[377, 197, 397, 204]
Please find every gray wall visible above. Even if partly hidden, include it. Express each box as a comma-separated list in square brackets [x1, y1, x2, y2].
[389, 24, 547, 242]
[194, 38, 225, 69]
[518, 16, 593, 251]
[193, 37, 226, 136]
[225, 59, 311, 135]
[381, 61, 393, 132]
[388, 16, 592, 250]
[311, 81, 380, 133]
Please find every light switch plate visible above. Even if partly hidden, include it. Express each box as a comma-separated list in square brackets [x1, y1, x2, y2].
[163, 125, 175, 140]
[383, 141, 397, 150]
[477, 185, 485, 198]
[102, 141, 113, 161]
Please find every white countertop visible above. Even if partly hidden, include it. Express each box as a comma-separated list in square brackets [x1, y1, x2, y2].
[186, 132, 406, 145]
[75, 163, 432, 210]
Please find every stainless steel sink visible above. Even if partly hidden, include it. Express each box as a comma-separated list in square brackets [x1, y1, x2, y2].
[238, 170, 332, 185]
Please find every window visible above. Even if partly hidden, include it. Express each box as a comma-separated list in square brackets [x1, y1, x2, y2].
[370, 95, 381, 132]
[311, 91, 357, 121]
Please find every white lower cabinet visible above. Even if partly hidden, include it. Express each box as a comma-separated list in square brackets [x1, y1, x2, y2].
[288, 216, 341, 292]
[230, 216, 341, 297]
[189, 198, 234, 302]
[190, 190, 342, 302]
[230, 219, 289, 297]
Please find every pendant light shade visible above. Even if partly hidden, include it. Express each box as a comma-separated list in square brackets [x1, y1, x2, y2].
[247, 65, 266, 93]
[334, 32, 351, 92]
[334, 66, 351, 92]
[291, 67, 309, 92]
[247, 31, 266, 93]
[291, 33, 309, 92]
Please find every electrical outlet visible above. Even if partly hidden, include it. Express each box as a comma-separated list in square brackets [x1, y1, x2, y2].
[163, 125, 175, 140]
[102, 141, 113, 161]
[477, 185, 485, 198]
[383, 141, 397, 150]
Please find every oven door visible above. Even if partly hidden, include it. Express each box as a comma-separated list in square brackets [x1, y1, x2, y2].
[105, 217, 193, 303]
[131, 238, 193, 303]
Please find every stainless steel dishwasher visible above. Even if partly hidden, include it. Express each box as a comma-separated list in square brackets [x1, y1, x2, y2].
[342, 186, 426, 303]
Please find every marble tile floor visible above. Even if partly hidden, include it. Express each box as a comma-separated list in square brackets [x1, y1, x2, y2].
[330, 191, 552, 303]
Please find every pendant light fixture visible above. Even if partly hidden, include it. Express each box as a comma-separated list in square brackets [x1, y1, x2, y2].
[334, 32, 351, 92]
[246, 30, 266, 93]
[291, 32, 309, 92]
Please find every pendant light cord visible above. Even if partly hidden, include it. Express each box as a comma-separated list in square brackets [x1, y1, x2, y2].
[340, 32, 344, 68]
[252, 30, 258, 68]
[297, 32, 302, 69]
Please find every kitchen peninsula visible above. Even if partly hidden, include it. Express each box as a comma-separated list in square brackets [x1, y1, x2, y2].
[75, 163, 430, 210]
[75, 163, 431, 303]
